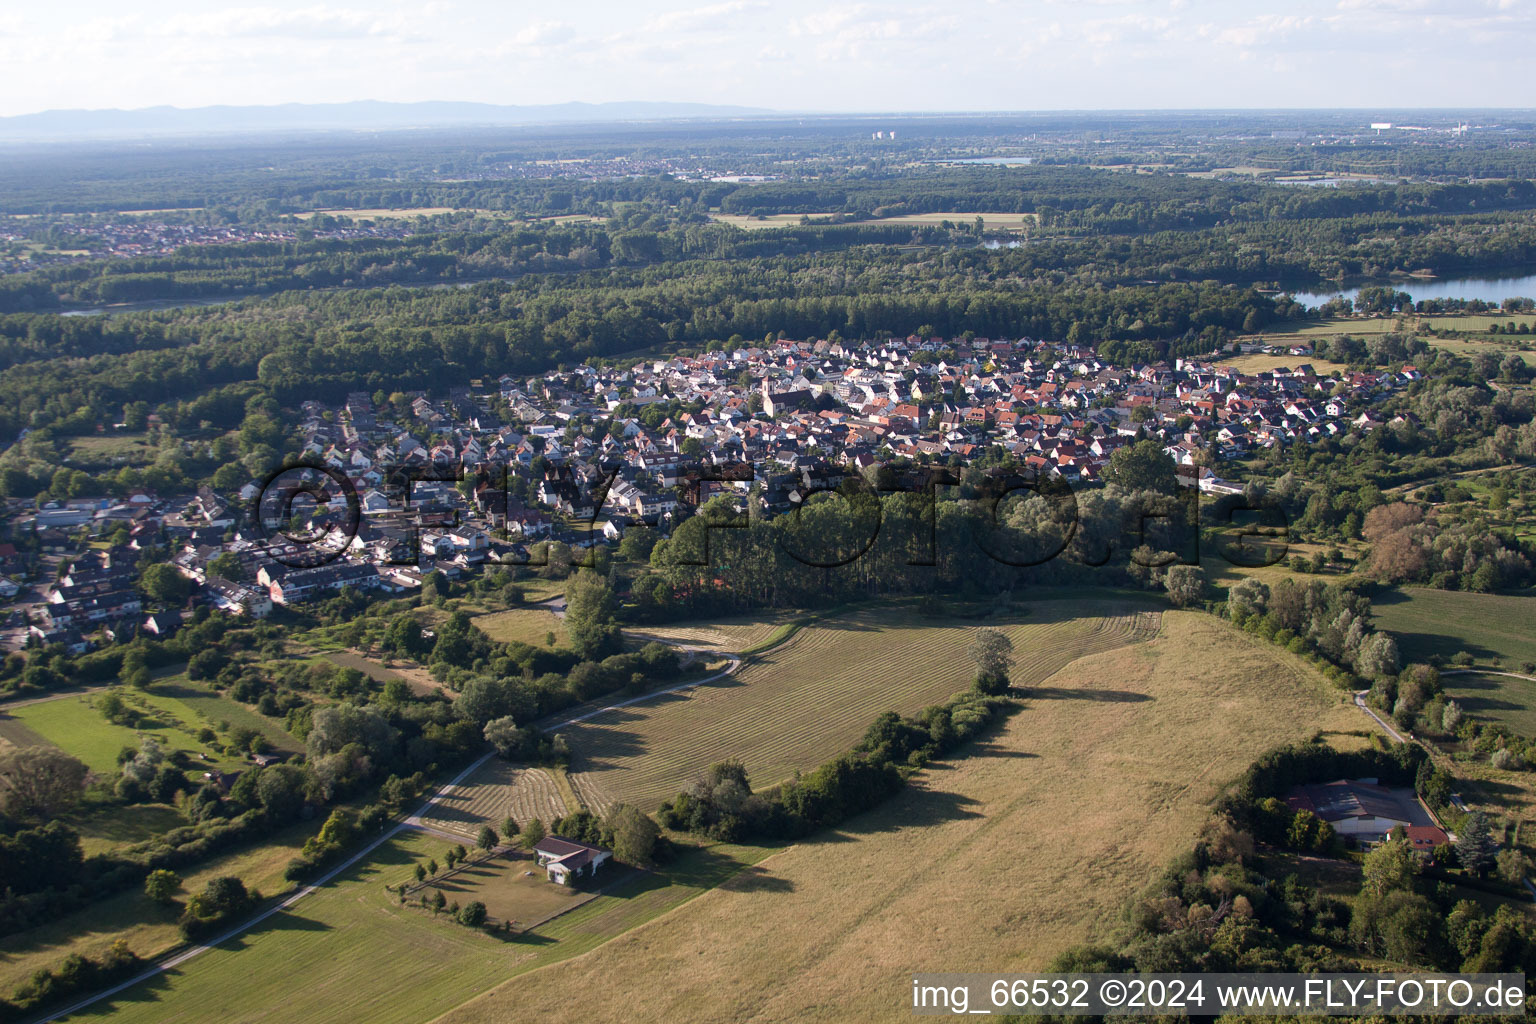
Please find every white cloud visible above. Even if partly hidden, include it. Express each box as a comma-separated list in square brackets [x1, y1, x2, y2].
[512, 21, 576, 46]
[644, 1, 766, 33]
[156, 6, 417, 41]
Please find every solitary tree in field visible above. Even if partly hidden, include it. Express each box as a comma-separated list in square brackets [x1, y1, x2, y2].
[521, 818, 546, 850]
[501, 816, 517, 840]
[1164, 565, 1206, 608]
[144, 869, 182, 905]
[427, 858, 439, 876]
[476, 825, 498, 852]
[967, 628, 1014, 695]
[414, 863, 426, 883]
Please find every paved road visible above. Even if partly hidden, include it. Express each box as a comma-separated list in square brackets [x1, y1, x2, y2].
[37, 650, 743, 1024]
[1353, 689, 1408, 743]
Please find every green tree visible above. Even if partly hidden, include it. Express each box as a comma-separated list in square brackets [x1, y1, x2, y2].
[144, 868, 182, 904]
[966, 627, 1014, 693]
[1457, 811, 1498, 877]
[1362, 833, 1419, 896]
[565, 573, 621, 659]
[476, 825, 498, 852]
[521, 818, 546, 850]
[0, 746, 89, 817]
[139, 563, 192, 604]
[1103, 438, 1179, 494]
[607, 804, 660, 868]
[458, 900, 487, 927]
[1164, 565, 1206, 608]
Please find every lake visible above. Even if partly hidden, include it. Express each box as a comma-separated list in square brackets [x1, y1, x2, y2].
[1291, 271, 1536, 308]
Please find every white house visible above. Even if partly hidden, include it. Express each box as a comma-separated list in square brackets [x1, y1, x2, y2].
[532, 836, 612, 886]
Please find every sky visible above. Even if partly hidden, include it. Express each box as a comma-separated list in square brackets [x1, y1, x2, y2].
[1, 0, 1533, 117]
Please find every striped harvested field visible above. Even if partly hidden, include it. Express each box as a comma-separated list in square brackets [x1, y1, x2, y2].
[566, 598, 1161, 816]
[418, 763, 569, 839]
[624, 611, 798, 653]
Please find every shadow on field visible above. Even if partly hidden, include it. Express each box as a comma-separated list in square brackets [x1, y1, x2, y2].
[1468, 777, 1527, 801]
[964, 742, 1038, 760]
[565, 727, 649, 771]
[718, 864, 795, 894]
[1029, 686, 1152, 703]
[75, 968, 175, 1016]
[825, 784, 985, 838]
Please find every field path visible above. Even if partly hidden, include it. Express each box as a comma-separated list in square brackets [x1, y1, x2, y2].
[36, 652, 742, 1024]
[1442, 668, 1536, 683]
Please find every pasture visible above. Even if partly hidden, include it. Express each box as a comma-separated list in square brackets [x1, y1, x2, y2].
[0, 815, 315, 995]
[1441, 671, 1536, 737]
[154, 681, 303, 754]
[564, 598, 1163, 815]
[1217, 352, 1349, 374]
[1422, 334, 1536, 367]
[437, 612, 1364, 1024]
[417, 763, 570, 840]
[474, 605, 568, 648]
[66, 433, 158, 467]
[1371, 587, 1536, 670]
[58, 829, 773, 1024]
[5, 691, 210, 774]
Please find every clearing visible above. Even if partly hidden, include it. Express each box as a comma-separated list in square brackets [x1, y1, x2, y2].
[564, 597, 1162, 816]
[434, 611, 1365, 1024]
[473, 606, 568, 648]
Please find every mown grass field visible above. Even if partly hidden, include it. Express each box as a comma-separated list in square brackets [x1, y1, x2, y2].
[623, 610, 799, 653]
[59, 829, 773, 1024]
[437, 612, 1365, 1024]
[1441, 671, 1536, 737]
[418, 763, 570, 839]
[1371, 587, 1536, 670]
[564, 598, 1163, 815]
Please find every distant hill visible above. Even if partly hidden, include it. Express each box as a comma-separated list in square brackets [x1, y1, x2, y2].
[0, 100, 778, 139]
